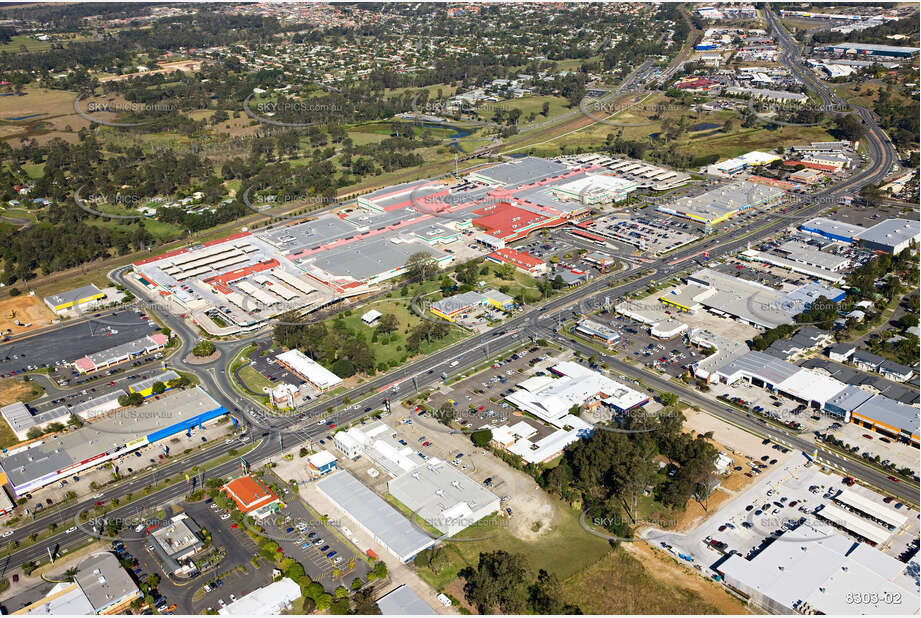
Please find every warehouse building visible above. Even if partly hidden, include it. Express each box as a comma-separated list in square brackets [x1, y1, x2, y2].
[11, 552, 141, 615]
[275, 349, 342, 392]
[820, 42, 920, 58]
[716, 522, 915, 614]
[1, 390, 127, 442]
[388, 458, 500, 536]
[855, 218, 920, 255]
[549, 174, 637, 204]
[467, 156, 570, 188]
[316, 470, 434, 562]
[0, 387, 228, 497]
[43, 284, 106, 314]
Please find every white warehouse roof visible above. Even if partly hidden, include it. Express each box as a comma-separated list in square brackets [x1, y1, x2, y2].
[275, 349, 342, 390]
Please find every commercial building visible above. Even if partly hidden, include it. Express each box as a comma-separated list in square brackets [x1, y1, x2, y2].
[658, 181, 785, 225]
[316, 470, 434, 562]
[549, 174, 637, 204]
[43, 284, 106, 314]
[376, 585, 436, 615]
[574, 318, 620, 347]
[507, 360, 648, 424]
[850, 395, 919, 447]
[221, 475, 283, 520]
[275, 349, 342, 391]
[430, 290, 489, 321]
[506, 416, 594, 464]
[149, 513, 205, 574]
[467, 156, 570, 187]
[486, 248, 547, 275]
[820, 42, 920, 58]
[218, 578, 302, 616]
[724, 86, 809, 103]
[12, 552, 141, 615]
[73, 333, 169, 374]
[388, 458, 500, 536]
[717, 522, 916, 614]
[855, 218, 920, 255]
[306, 450, 338, 476]
[775, 241, 849, 271]
[0, 387, 228, 497]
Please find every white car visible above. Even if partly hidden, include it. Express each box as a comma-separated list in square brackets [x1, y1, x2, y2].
[1, 530, 13, 538]
[66, 526, 78, 534]
[220, 513, 231, 520]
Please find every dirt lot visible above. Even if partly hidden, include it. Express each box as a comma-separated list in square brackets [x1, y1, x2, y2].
[0, 294, 56, 335]
[0, 376, 41, 407]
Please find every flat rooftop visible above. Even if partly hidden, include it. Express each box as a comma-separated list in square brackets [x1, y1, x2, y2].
[471, 156, 569, 187]
[856, 218, 920, 248]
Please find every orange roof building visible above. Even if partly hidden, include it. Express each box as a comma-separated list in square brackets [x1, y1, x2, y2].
[221, 475, 282, 519]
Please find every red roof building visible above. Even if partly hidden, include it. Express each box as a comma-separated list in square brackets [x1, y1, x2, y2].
[221, 475, 282, 519]
[676, 77, 719, 91]
[472, 202, 562, 245]
[487, 248, 547, 275]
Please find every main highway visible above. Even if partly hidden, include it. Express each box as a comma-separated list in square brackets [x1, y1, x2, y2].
[0, 25, 907, 572]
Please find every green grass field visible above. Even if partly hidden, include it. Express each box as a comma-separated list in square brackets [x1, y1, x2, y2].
[328, 296, 467, 369]
[414, 497, 612, 592]
[237, 365, 275, 395]
[475, 262, 543, 303]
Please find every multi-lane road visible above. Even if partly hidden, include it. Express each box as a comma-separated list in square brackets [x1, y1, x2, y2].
[0, 27, 907, 574]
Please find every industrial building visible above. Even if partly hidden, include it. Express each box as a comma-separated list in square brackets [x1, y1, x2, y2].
[221, 475, 283, 520]
[0, 387, 228, 496]
[334, 422, 421, 478]
[316, 470, 434, 562]
[275, 349, 343, 392]
[306, 450, 338, 476]
[717, 522, 916, 614]
[388, 458, 500, 536]
[819, 42, 920, 58]
[706, 151, 782, 177]
[11, 552, 141, 615]
[1, 390, 127, 442]
[658, 181, 785, 225]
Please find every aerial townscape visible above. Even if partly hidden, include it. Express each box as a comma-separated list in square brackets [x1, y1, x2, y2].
[0, 1, 918, 616]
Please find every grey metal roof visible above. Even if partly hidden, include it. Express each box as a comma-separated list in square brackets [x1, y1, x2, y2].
[829, 342, 856, 355]
[316, 470, 434, 561]
[44, 284, 103, 307]
[307, 236, 445, 281]
[128, 370, 180, 394]
[431, 291, 485, 315]
[801, 358, 919, 405]
[76, 552, 140, 612]
[826, 42, 920, 54]
[376, 585, 434, 615]
[853, 395, 920, 435]
[800, 217, 866, 240]
[852, 348, 885, 368]
[472, 156, 569, 187]
[717, 351, 801, 385]
[825, 385, 873, 412]
[856, 218, 920, 249]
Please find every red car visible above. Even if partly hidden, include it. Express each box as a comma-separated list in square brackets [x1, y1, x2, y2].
[422, 441, 431, 447]
[110, 381, 116, 386]
[95, 501, 104, 506]
[862, 434, 873, 440]
[328, 423, 337, 429]
[477, 405, 485, 411]
[888, 476, 900, 483]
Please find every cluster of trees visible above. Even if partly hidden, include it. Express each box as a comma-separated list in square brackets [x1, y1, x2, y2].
[406, 321, 452, 354]
[541, 408, 718, 521]
[457, 550, 582, 614]
[192, 340, 216, 357]
[274, 318, 376, 377]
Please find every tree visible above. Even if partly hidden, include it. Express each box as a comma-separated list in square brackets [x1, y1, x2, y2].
[659, 392, 679, 407]
[541, 101, 550, 116]
[192, 340, 215, 357]
[471, 428, 493, 448]
[459, 551, 529, 614]
[405, 251, 439, 282]
[527, 568, 581, 614]
[377, 313, 399, 335]
[67, 413, 84, 428]
[151, 381, 166, 395]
